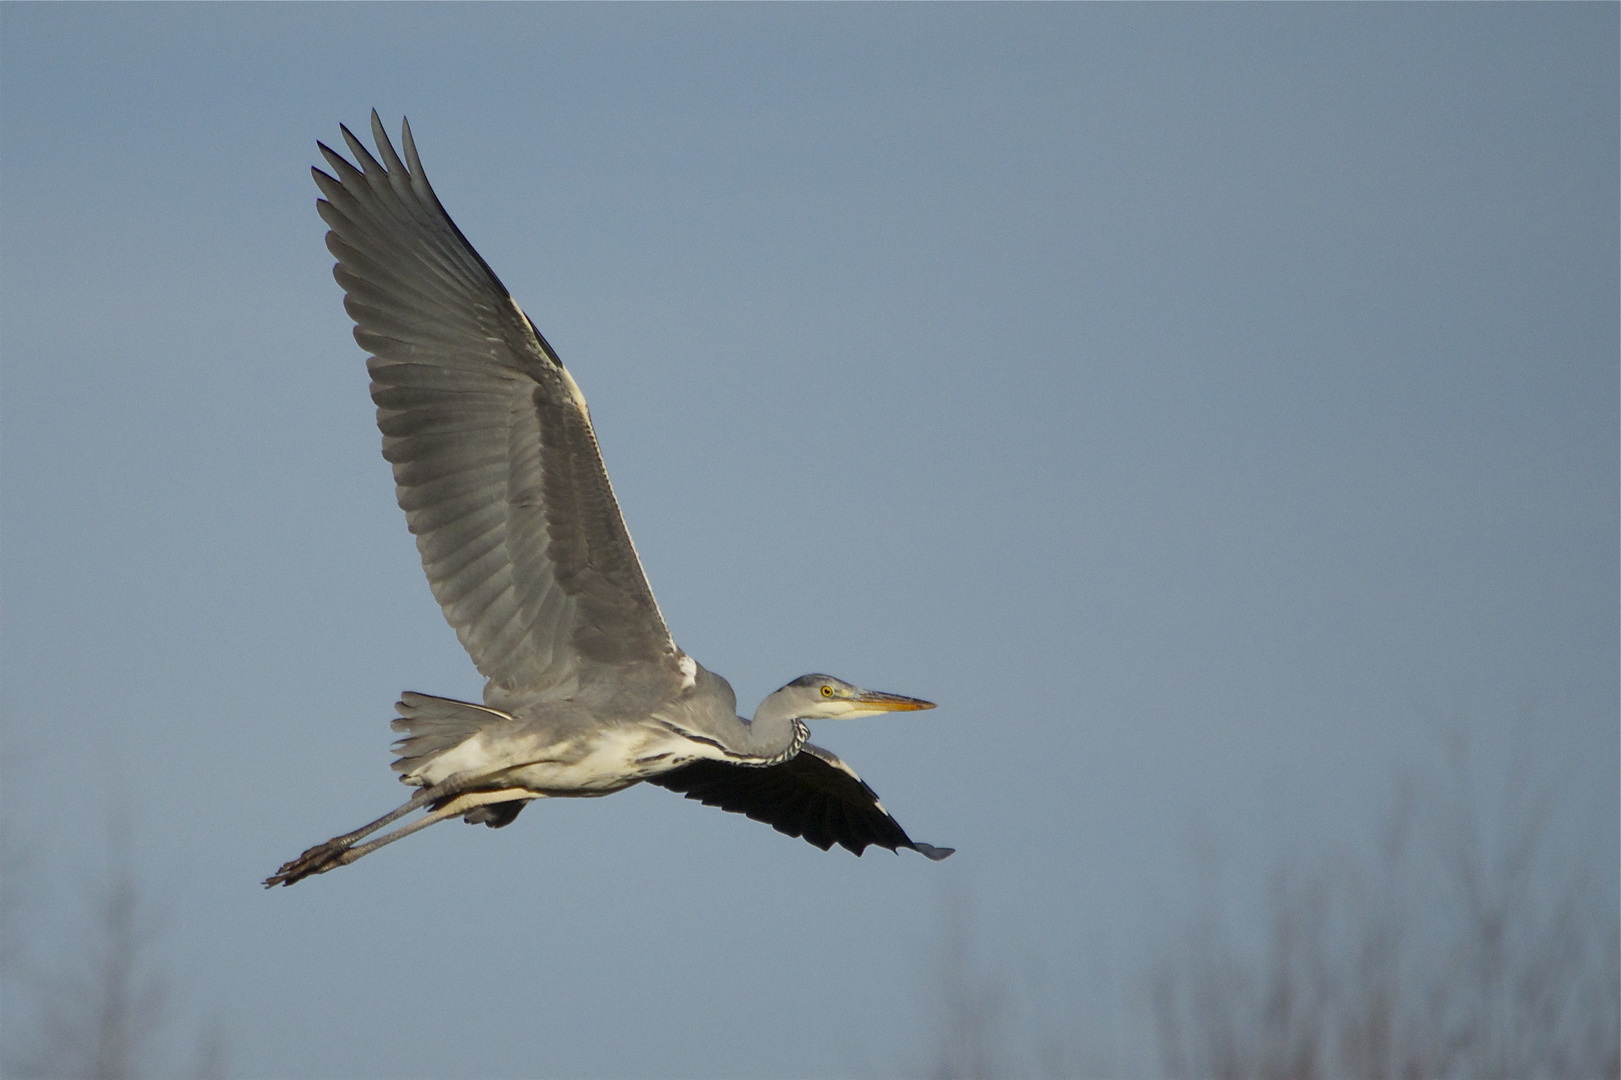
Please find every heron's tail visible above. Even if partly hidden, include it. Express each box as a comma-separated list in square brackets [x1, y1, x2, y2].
[389, 691, 512, 783]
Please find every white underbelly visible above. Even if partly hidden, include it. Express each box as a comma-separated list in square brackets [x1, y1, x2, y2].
[412, 723, 704, 796]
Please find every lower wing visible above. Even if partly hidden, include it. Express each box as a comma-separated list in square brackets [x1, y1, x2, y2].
[646, 743, 952, 860]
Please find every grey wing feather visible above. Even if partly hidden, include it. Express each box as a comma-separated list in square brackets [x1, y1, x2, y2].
[315, 113, 677, 692]
[646, 744, 954, 860]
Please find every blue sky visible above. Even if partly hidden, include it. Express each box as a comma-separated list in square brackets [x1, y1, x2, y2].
[2, 5, 1615, 1077]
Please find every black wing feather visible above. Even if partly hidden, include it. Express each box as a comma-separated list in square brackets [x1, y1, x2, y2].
[647, 744, 953, 860]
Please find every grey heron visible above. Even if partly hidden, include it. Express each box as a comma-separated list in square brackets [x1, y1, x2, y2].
[265, 114, 952, 887]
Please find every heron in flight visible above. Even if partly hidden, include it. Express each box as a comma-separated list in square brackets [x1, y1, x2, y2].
[265, 114, 951, 887]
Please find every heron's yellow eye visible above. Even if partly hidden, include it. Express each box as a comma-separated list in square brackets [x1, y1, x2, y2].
[821, 685, 834, 697]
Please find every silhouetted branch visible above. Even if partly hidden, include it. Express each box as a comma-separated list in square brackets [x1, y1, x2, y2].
[1154, 744, 1619, 1080]
[927, 891, 1011, 1080]
[1, 820, 227, 1080]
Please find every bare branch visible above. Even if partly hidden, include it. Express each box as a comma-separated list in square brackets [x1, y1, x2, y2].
[1154, 744, 1619, 1080]
[1, 820, 227, 1080]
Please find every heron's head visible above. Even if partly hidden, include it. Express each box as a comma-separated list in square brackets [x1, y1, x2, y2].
[767, 674, 936, 722]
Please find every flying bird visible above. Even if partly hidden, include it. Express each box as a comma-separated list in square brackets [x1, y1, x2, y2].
[266, 114, 951, 887]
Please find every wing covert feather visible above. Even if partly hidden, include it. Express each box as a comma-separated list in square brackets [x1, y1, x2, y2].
[317, 112, 676, 692]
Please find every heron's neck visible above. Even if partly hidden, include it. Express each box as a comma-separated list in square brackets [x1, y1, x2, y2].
[740, 693, 810, 765]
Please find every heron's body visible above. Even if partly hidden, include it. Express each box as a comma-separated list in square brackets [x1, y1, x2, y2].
[265, 114, 950, 888]
[393, 661, 791, 796]
[395, 694, 690, 797]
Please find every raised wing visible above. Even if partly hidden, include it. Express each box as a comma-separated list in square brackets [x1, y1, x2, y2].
[315, 113, 677, 692]
[646, 744, 954, 859]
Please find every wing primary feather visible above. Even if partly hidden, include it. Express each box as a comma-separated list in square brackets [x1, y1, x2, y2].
[316, 116, 682, 693]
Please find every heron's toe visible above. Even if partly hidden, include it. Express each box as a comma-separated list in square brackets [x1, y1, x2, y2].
[263, 838, 351, 887]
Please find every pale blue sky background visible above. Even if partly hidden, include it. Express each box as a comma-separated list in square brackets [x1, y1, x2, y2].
[2, 5, 1615, 1077]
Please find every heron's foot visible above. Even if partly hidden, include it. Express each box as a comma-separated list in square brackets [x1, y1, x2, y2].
[263, 837, 356, 888]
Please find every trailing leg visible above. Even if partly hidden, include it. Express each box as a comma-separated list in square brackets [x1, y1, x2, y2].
[327, 788, 535, 870]
[264, 774, 486, 887]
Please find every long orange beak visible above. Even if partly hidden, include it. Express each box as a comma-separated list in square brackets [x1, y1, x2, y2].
[854, 689, 936, 712]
